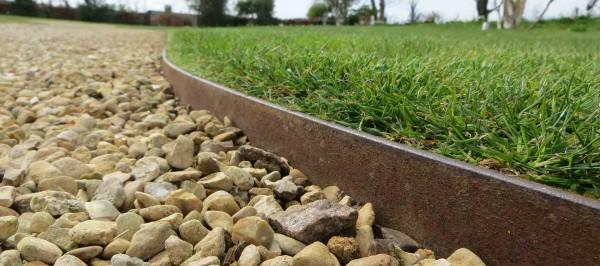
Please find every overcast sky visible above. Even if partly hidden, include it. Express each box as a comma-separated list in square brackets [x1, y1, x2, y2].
[59, 0, 596, 23]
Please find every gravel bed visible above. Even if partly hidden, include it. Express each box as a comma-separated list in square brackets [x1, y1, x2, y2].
[0, 21, 485, 266]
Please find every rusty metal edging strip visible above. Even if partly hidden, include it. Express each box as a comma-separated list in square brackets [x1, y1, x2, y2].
[162, 50, 600, 266]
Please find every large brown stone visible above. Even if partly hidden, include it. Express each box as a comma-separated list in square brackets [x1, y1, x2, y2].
[269, 200, 357, 244]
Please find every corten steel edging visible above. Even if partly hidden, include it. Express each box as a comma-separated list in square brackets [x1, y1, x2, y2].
[162, 51, 600, 266]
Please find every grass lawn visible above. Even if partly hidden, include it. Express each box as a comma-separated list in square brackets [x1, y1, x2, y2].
[176, 20, 595, 197]
[0, 14, 35, 23]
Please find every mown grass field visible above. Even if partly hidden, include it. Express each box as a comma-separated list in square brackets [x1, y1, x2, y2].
[0, 14, 34, 23]
[168, 21, 598, 197]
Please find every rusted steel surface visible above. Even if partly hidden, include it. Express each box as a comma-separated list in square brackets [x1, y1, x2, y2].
[162, 51, 600, 266]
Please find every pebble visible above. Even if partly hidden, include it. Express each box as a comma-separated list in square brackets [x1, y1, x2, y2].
[144, 182, 178, 203]
[292, 242, 340, 266]
[0, 186, 16, 207]
[37, 176, 78, 195]
[264, 180, 299, 201]
[239, 244, 261, 266]
[66, 245, 104, 261]
[164, 122, 196, 138]
[347, 254, 399, 266]
[394, 246, 420, 266]
[300, 190, 326, 205]
[378, 226, 421, 252]
[0, 250, 22, 266]
[233, 206, 258, 223]
[251, 195, 283, 218]
[195, 227, 226, 258]
[128, 142, 148, 158]
[116, 212, 144, 241]
[166, 135, 195, 169]
[111, 254, 148, 266]
[260, 255, 294, 266]
[132, 157, 161, 182]
[165, 235, 193, 265]
[26, 161, 62, 183]
[182, 255, 220, 266]
[225, 166, 255, 190]
[85, 200, 120, 221]
[38, 226, 78, 251]
[204, 210, 234, 232]
[356, 225, 375, 257]
[179, 219, 209, 245]
[29, 191, 85, 216]
[0, 215, 18, 241]
[93, 179, 126, 208]
[0, 206, 19, 216]
[55, 255, 87, 266]
[416, 258, 452, 266]
[139, 205, 182, 221]
[163, 170, 202, 182]
[17, 236, 63, 264]
[232, 216, 275, 247]
[149, 250, 171, 266]
[52, 157, 92, 179]
[204, 190, 241, 215]
[356, 203, 375, 228]
[181, 180, 207, 200]
[165, 189, 203, 215]
[239, 145, 290, 175]
[322, 186, 342, 202]
[199, 172, 234, 191]
[29, 211, 55, 233]
[197, 157, 220, 175]
[134, 191, 161, 207]
[102, 238, 131, 259]
[274, 233, 306, 256]
[69, 220, 116, 245]
[447, 248, 486, 266]
[127, 222, 176, 260]
[327, 236, 361, 265]
[144, 114, 169, 129]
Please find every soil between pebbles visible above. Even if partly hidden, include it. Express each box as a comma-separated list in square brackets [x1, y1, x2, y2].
[0, 21, 486, 266]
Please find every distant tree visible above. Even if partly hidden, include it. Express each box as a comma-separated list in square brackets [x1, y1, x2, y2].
[345, 4, 375, 25]
[379, 0, 385, 22]
[354, 5, 375, 17]
[236, 0, 274, 25]
[188, 0, 228, 26]
[587, 0, 599, 15]
[78, 0, 116, 22]
[326, 0, 356, 25]
[252, 0, 275, 24]
[424, 11, 440, 23]
[408, 0, 418, 24]
[307, 2, 330, 19]
[236, 0, 254, 17]
[370, 0, 378, 20]
[529, 0, 554, 30]
[165, 4, 173, 13]
[502, 0, 526, 29]
[11, 0, 39, 17]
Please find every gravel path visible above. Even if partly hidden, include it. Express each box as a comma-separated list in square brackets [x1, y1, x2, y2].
[0, 21, 484, 266]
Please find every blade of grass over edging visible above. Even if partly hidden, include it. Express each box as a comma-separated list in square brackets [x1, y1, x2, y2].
[166, 23, 600, 198]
